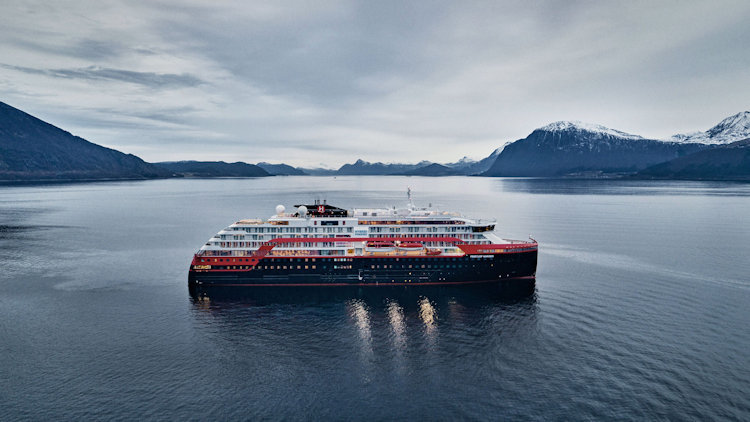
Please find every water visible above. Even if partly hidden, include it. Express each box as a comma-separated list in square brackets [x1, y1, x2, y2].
[1, 177, 749, 420]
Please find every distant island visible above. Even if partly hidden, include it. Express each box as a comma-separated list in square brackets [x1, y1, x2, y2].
[256, 162, 307, 176]
[2, 100, 749, 182]
[154, 161, 270, 178]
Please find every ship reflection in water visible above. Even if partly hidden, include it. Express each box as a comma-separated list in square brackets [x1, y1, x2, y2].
[189, 280, 536, 309]
[189, 280, 538, 370]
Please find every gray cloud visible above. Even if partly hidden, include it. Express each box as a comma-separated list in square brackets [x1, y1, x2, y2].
[0, 0, 749, 166]
[5, 37, 128, 61]
[1, 64, 203, 89]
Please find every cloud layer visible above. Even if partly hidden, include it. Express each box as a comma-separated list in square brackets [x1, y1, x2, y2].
[1, 0, 749, 166]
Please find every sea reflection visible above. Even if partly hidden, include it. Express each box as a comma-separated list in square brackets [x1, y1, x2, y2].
[189, 282, 538, 343]
[189, 281, 536, 308]
[495, 177, 750, 196]
[418, 297, 438, 345]
[386, 300, 406, 352]
[347, 299, 373, 359]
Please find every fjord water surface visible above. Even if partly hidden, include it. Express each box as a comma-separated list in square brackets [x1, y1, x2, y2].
[1, 177, 749, 420]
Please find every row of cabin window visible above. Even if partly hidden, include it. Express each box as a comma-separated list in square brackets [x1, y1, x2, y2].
[205, 256, 489, 263]
[217, 242, 347, 248]
[226, 225, 477, 236]
[357, 219, 466, 225]
[368, 233, 487, 240]
[369, 226, 471, 233]
[216, 265, 318, 270]
[214, 262, 485, 271]
[222, 227, 353, 238]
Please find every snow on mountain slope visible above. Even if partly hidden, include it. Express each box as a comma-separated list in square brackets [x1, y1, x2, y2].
[539, 121, 645, 141]
[669, 111, 750, 145]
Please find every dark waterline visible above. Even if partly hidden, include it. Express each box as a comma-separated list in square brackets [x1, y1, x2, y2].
[1, 177, 749, 420]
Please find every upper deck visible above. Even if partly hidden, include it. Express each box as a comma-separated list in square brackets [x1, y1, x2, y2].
[195, 199, 532, 259]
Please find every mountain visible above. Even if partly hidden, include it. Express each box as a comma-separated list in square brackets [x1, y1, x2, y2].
[445, 144, 509, 175]
[0, 101, 172, 181]
[635, 138, 750, 180]
[298, 167, 338, 176]
[154, 161, 270, 177]
[256, 162, 306, 175]
[669, 111, 750, 145]
[483, 121, 706, 177]
[401, 163, 460, 176]
[336, 159, 432, 175]
[444, 156, 476, 168]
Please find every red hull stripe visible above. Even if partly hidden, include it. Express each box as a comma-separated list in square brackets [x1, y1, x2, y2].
[192, 276, 535, 287]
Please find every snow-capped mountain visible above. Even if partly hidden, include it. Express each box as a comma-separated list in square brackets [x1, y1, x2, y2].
[539, 121, 645, 141]
[483, 120, 704, 177]
[669, 111, 750, 145]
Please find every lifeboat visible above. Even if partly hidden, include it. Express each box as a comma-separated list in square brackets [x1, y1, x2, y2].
[425, 248, 442, 256]
[396, 242, 424, 251]
[365, 241, 395, 252]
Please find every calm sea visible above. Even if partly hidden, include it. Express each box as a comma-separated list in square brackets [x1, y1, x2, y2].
[1, 177, 749, 420]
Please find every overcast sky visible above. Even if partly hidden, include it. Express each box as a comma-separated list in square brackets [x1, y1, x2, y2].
[1, 0, 749, 167]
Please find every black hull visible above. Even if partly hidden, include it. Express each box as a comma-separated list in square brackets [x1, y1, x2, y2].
[188, 250, 537, 288]
[189, 279, 536, 305]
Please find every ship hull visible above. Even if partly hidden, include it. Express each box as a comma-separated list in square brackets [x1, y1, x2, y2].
[188, 250, 537, 288]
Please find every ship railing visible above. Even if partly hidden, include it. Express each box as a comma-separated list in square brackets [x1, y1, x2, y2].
[472, 218, 497, 225]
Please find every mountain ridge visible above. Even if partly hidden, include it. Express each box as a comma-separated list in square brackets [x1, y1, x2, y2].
[634, 138, 750, 180]
[483, 122, 706, 177]
[0, 101, 172, 181]
[256, 162, 306, 176]
[669, 111, 750, 145]
[4, 100, 750, 181]
[153, 160, 270, 177]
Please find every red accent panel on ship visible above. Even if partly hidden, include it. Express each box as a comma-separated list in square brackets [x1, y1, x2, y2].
[190, 236, 538, 272]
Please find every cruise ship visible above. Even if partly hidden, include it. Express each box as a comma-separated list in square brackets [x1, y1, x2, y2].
[188, 194, 537, 288]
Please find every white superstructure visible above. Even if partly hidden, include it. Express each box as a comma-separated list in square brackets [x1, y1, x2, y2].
[196, 199, 515, 259]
